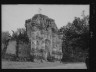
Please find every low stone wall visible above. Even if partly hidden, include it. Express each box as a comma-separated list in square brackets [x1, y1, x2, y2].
[6, 40, 16, 55]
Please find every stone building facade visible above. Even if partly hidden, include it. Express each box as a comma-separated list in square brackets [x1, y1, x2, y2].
[25, 14, 62, 61]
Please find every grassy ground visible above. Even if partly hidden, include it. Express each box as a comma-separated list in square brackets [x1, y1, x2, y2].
[2, 61, 87, 69]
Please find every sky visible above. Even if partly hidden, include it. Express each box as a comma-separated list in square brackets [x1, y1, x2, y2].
[2, 5, 89, 35]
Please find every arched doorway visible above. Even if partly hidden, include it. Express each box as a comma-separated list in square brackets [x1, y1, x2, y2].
[44, 39, 51, 61]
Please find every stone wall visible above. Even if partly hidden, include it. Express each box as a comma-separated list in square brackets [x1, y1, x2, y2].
[25, 14, 62, 61]
[6, 40, 16, 55]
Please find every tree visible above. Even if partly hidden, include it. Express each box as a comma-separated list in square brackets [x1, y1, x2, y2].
[2, 31, 11, 58]
[11, 28, 29, 60]
[61, 13, 89, 62]
[17, 28, 29, 44]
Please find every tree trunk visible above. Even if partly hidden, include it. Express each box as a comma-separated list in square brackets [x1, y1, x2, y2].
[61, 38, 69, 62]
[15, 39, 19, 60]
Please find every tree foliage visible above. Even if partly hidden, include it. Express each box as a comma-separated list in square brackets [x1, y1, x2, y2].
[60, 14, 89, 62]
[2, 31, 11, 44]
[11, 28, 29, 60]
[11, 28, 29, 43]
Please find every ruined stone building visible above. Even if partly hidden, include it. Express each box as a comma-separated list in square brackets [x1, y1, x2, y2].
[25, 14, 62, 60]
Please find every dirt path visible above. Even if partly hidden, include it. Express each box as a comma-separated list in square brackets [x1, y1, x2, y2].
[2, 61, 87, 69]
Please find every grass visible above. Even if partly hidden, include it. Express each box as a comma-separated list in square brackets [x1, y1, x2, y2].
[2, 61, 87, 69]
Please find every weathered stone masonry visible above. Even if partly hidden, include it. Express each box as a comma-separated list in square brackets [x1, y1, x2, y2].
[25, 14, 62, 60]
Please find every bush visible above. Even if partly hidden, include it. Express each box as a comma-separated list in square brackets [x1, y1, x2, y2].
[47, 55, 55, 62]
[2, 53, 16, 61]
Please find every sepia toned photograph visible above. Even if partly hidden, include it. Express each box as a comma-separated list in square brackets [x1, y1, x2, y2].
[1, 5, 89, 69]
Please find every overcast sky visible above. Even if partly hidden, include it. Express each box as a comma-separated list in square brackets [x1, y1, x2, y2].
[2, 5, 89, 35]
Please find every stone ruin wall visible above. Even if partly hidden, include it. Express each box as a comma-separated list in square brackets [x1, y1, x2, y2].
[25, 14, 62, 60]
